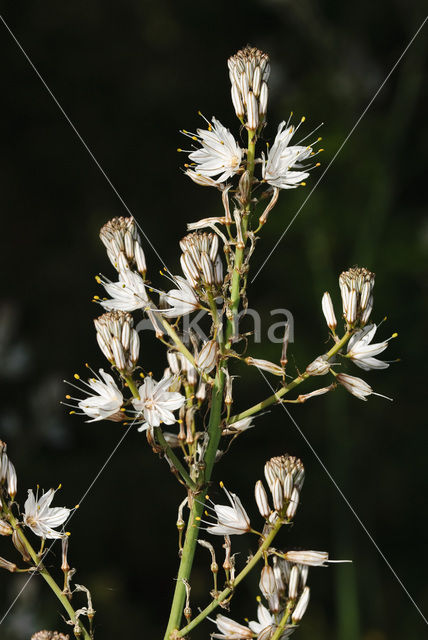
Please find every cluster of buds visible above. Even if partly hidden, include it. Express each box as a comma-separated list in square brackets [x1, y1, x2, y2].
[255, 455, 304, 522]
[339, 267, 375, 327]
[180, 232, 223, 291]
[94, 311, 140, 375]
[228, 45, 270, 130]
[0, 440, 17, 501]
[99, 216, 147, 277]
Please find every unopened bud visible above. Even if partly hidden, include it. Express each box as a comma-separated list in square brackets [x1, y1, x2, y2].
[292, 586, 310, 622]
[7, 461, 17, 499]
[255, 480, 270, 518]
[322, 292, 337, 331]
[286, 487, 300, 519]
[288, 565, 300, 599]
[246, 357, 284, 376]
[284, 550, 329, 566]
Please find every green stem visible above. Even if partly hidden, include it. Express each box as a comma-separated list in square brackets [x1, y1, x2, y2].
[163, 368, 226, 639]
[3, 501, 91, 640]
[177, 516, 284, 637]
[225, 130, 256, 348]
[124, 376, 197, 491]
[155, 428, 197, 491]
[159, 316, 213, 384]
[269, 601, 295, 640]
[229, 331, 352, 424]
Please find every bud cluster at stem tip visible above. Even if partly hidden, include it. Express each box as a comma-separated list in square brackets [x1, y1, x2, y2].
[228, 46, 270, 130]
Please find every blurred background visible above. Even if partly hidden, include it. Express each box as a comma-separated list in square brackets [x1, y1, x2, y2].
[0, 1, 427, 638]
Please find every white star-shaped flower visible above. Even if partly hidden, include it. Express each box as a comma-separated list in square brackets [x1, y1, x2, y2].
[65, 369, 124, 422]
[24, 488, 70, 539]
[262, 120, 315, 189]
[347, 324, 392, 371]
[99, 269, 148, 312]
[132, 373, 185, 431]
[205, 484, 251, 536]
[248, 603, 276, 635]
[162, 276, 200, 317]
[185, 117, 242, 184]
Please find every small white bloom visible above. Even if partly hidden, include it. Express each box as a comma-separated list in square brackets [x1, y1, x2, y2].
[184, 117, 242, 184]
[212, 614, 253, 639]
[162, 276, 200, 317]
[262, 120, 315, 189]
[206, 484, 251, 536]
[248, 603, 275, 635]
[24, 488, 70, 539]
[347, 324, 393, 371]
[132, 373, 185, 431]
[66, 369, 124, 422]
[99, 268, 148, 312]
[322, 291, 337, 331]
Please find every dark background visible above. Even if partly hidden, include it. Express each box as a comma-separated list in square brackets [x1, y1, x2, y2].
[0, 1, 427, 639]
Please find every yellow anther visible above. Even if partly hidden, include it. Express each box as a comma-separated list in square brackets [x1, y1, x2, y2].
[75, 504, 80, 509]
[192, 136, 197, 141]
[319, 149, 324, 152]
[74, 374, 80, 379]
[219, 481, 224, 488]
[392, 332, 398, 338]
[139, 372, 145, 378]
[65, 531, 71, 536]
[317, 137, 322, 141]
[65, 395, 71, 400]
[195, 516, 201, 521]
[205, 494, 210, 500]
[120, 407, 126, 412]
[95, 275, 101, 283]
[177, 148, 182, 152]
[69, 411, 75, 415]
[93, 295, 100, 300]
[316, 162, 321, 167]
[301, 116, 306, 122]
[301, 182, 306, 186]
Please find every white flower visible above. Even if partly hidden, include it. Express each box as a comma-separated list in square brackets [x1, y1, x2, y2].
[205, 484, 251, 536]
[185, 117, 242, 184]
[347, 324, 392, 371]
[248, 603, 275, 635]
[162, 276, 200, 317]
[212, 614, 253, 639]
[99, 268, 148, 312]
[24, 488, 70, 539]
[132, 373, 185, 431]
[262, 120, 315, 189]
[65, 369, 124, 422]
[284, 550, 352, 567]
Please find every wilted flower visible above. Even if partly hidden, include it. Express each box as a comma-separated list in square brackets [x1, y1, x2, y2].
[65, 369, 124, 422]
[347, 324, 394, 371]
[24, 488, 70, 539]
[182, 117, 242, 184]
[211, 614, 253, 639]
[196, 339, 218, 373]
[336, 372, 373, 401]
[245, 357, 284, 376]
[306, 355, 330, 376]
[132, 373, 185, 431]
[262, 120, 318, 190]
[204, 483, 251, 536]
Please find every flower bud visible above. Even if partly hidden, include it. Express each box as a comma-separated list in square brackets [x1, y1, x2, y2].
[292, 586, 310, 622]
[284, 550, 329, 566]
[288, 565, 300, 599]
[321, 292, 337, 331]
[7, 461, 17, 499]
[100, 216, 146, 277]
[228, 46, 270, 126]
[339, 267, 375, 327]
[272, 477, 284, 512]
[94, 311, 140, 374]
[286, 487, 300, 519]
[255, 480, 270, 518]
